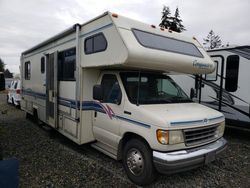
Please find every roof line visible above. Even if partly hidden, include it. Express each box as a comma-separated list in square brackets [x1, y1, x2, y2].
[22, 11, 110, 56]
[207, 45, 250, 52]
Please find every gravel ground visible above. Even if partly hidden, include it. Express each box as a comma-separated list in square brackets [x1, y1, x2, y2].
[0, 92, 250, 187]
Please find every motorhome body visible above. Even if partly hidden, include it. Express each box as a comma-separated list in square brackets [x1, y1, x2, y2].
[173, 45, 250, 129]
[21, 12, 227, 185]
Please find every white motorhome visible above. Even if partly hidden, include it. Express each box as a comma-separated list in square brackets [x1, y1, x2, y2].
[20, 12, 227, 185]
[173, 45, 250, 129]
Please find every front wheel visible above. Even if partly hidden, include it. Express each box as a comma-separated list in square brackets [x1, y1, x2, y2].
[122, 138, 157, 185]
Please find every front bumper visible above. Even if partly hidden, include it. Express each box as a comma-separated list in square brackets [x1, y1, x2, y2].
[153, 137, 227, 174]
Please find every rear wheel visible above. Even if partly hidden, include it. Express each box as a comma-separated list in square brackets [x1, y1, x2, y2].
[122, 138, 157, 185]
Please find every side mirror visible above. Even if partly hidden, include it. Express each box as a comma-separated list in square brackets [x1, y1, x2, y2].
[93, 85, 103, 101]
[190, 88, 195, 99]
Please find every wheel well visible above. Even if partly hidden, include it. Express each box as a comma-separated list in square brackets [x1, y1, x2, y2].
[117, 132, 151, 161]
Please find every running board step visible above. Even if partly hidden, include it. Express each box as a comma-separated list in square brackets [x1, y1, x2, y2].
[91, 142, 118, 160]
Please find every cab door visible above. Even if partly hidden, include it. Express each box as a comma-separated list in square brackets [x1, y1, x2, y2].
[92, 74, 123, 149]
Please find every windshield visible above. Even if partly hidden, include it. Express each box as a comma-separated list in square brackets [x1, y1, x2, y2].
[120, 72, 192, 105]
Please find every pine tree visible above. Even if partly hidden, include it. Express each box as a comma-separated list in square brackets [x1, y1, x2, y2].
[203, 30, 222, 49]
[159, 6, 172, 29]
[0, 58, 5, 72]
[159, 6, 186, 33]
[171, 8, 186, 33]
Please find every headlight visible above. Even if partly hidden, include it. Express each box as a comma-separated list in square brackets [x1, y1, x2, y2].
[215, 121, 225, 138]
[169, 130, 184, 144]
[156, 130, 184, 145]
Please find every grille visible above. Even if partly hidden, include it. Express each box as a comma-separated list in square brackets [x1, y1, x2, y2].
[183, 124, 218, 146]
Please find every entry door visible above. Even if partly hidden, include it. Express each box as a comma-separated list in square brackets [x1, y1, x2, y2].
[46, 52, 58, 128]
[197, 56, 224, 111]
[92, 74, 123, 149]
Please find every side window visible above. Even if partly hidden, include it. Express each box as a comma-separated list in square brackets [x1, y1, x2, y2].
[132, 29, 203, 58]
[101, 74, 121, 104]
[225, 55, 239, 92]
[41, 57, 45, 74]
[58, 48, 76, 81]
[205, 60, 218, 81]
[84, 33, 107, 54]
[24, 61, 31, 80]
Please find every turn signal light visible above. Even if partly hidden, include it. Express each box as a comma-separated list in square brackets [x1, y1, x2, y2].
[156, 130, 169, 145]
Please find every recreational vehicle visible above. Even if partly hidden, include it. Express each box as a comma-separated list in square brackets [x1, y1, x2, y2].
[20, 12, 227, 185]
[173, 46, 250, 129]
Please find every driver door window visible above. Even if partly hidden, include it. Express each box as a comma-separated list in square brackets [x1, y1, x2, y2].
[101, 74, 122, 104]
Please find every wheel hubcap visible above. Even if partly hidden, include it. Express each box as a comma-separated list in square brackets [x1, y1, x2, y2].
[126, 148, 144, 176]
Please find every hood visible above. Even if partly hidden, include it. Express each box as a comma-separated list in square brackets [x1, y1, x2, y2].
[139, 102, 224, 129]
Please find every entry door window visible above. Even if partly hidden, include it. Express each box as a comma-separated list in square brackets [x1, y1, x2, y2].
[101, 74, 122, 104]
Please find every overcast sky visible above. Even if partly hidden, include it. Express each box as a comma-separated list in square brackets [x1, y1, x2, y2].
[0, 0, 249, 73]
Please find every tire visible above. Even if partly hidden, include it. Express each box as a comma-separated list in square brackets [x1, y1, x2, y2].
[122, 138, 157, 185]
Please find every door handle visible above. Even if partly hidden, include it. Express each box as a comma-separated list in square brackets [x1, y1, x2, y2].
[124, 111, 132, 115]
[94, 111, 97, 117]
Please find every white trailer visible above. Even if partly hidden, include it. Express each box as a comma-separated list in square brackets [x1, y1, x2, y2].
[173, 45, 250, 129]
[21, 12, 227, 185]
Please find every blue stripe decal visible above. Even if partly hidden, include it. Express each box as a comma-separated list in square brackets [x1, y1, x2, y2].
[22, 89, 150, 129]
[22, 90, 46, 99]
[116, 115, 151, 128]
[171, 119, 204, 125]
